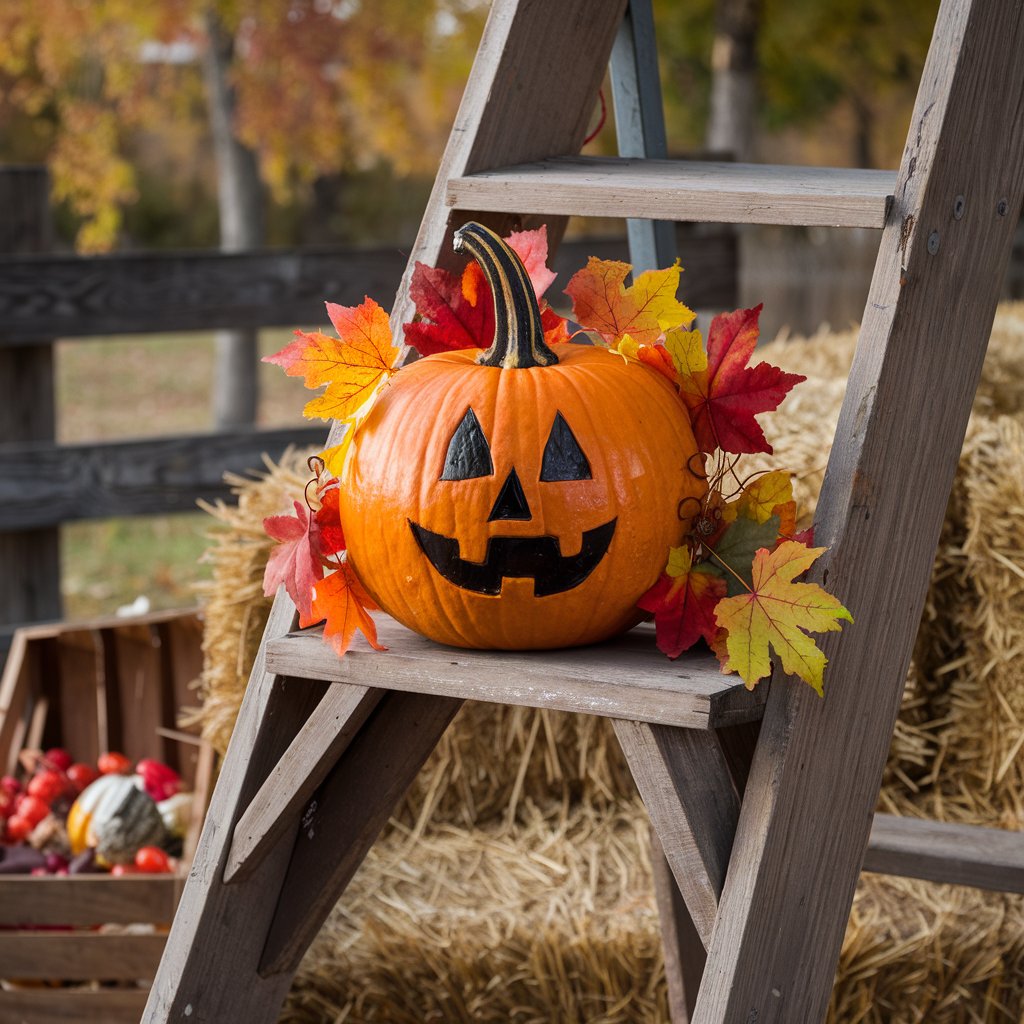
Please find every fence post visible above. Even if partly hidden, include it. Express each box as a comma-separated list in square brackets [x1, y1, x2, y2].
[0, 166, 62, 663]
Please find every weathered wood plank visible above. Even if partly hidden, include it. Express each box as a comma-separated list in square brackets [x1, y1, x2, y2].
[143, 597, 326, 1022]
[864, 814, 1024, 893]
[0, 233, 735, 345]
[0, 167, 60, 651]
[224, 683, 382, 882]
[0, 988, 149, 1024]
[615, 720, 739, 945]
[608, 0, 677, 273]
[258, 690, 463, 975]
[448, 157, 897, 228]
[0, 426, 325, 530]
[694, 5, 1024, 1022]
[266, 619, 766, 731]
[0, 875, 179, 927]
[0, 245, 407, 343]
[0, 933, 167, 979]
[650, 827, 704, 1024]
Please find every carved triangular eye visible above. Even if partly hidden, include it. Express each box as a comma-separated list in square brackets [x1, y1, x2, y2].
[540, 411, 592, 482]
[440, 408, 494, 481]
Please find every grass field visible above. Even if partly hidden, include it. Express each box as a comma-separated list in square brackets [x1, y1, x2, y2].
[57, 328, 313, 619]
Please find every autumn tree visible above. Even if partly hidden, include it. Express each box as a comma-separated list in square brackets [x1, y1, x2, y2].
[0, 0, 485, 423]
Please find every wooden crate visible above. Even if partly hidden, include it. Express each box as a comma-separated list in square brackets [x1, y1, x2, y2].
[0, 609, 213, 1023]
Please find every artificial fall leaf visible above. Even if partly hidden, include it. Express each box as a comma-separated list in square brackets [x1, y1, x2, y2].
[264, 296, 400, 423]
[405, 226, 565, 356]
[565, 258, 694, 346]
[613, 334, 679, 386]
[263, 500, 323, 626]
[637, 546, 727, 659]
[736, 470, 797, 539]
[311, 562, 386, 657]
[715, 541, 853, 694]
[676, 305, 805, 455]
[314, 483, 346, 557]
[706, 514, 781, 596]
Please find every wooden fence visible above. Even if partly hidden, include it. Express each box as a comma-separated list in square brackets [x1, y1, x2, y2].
[0, 167, 737, 655]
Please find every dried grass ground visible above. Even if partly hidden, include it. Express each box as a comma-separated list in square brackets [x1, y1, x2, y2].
[197, 305, 1024, 1023]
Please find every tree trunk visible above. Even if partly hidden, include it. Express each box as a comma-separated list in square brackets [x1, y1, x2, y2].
[202, 9, 265, 429]
[706, 0, 762, 161]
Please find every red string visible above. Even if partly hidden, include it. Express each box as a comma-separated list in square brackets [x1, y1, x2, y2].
[582, 88, 607, 146]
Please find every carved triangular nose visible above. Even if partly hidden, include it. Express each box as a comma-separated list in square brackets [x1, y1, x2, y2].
[487, 467, 532, 521]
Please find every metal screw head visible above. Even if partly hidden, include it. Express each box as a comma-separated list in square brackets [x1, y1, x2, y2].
[927, 230, 940, 255]
[997, 198, 1009, 217]
[953, 195, 966, 219]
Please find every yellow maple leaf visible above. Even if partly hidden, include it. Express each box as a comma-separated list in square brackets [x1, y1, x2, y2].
[714, 541, 852, 695]
[565, 258, 694, 345]
[737, 471, 793, 523]
[264, 296, 400, 423]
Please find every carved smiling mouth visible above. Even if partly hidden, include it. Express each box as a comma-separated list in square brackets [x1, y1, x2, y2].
[408, 518, 617, 597]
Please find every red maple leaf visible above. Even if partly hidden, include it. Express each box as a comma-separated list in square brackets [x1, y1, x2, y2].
[263, 501, 323, 626]
[637, 554, 728, 659]
[678, 305, 805, 455]
[311, 562, 385, 656]
[403, 226, 567, 356]
[314, 483, 346, 557]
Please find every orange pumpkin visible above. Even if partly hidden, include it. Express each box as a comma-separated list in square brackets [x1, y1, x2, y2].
[337, 223, 706, 649]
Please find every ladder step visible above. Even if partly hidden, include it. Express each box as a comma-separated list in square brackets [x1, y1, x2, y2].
[447, 156, 896, 229]
[265, 614, 765, 731]
[864, 814, 1024, 893]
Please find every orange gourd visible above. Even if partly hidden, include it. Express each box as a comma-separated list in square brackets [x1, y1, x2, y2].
[338, 223, 706, 649]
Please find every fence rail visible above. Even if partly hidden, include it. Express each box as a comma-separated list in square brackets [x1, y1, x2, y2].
[0, 232, 736, 344]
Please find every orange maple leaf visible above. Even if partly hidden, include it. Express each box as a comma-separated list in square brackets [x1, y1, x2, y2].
[565, 258, 694, 346]
[612, 334, 680, 386]
[714, 541, 852, 695]
[263, 296, 400, 422]
[310, 562, 386, 657]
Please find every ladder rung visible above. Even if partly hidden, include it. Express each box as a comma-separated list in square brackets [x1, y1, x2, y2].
[265, 615, 765, 731]
[447, 156, 896, 229]
[864, 814, 1024, 893]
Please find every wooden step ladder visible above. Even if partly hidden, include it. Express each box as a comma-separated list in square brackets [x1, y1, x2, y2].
[144, 2, 1024, 1021]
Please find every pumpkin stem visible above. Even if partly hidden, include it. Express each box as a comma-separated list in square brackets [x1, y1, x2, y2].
[453, 222, 559, 369]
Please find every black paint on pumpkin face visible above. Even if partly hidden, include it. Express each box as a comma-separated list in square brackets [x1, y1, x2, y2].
[440, 407, 493, 481]
[408, 518, 617, 597]
[488, 468, 531, 521]
[541, 411, 592, 482]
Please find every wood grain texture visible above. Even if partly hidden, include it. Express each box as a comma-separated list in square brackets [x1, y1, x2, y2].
[0, 933, 167, 979]
[143, 596, 325, 1023]
[0, 988, 148, 1024]
[609, 0, 677, 273]
[259, 689, 463, 975]
[266, 618, 766, 731]
[0, 245, 408, 343]
[0, 425, 326, 529]
[224, 684, 381, 882]
[447, 157, 897, 228]
[864, 814, 1024, 893]
[0, 235, 734, 346]
[694, 5, 1024, 1022]
[0, 167, 61, 642]
[0, 875, 179, 926]
[614, 720, 739, 944]
[650, 826, 705, 1024]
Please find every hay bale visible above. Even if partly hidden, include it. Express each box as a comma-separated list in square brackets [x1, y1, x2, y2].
[192, 305, 1024, 1023]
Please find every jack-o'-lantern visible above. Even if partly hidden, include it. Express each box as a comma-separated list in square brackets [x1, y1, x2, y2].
[337, 223, 706, 649]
